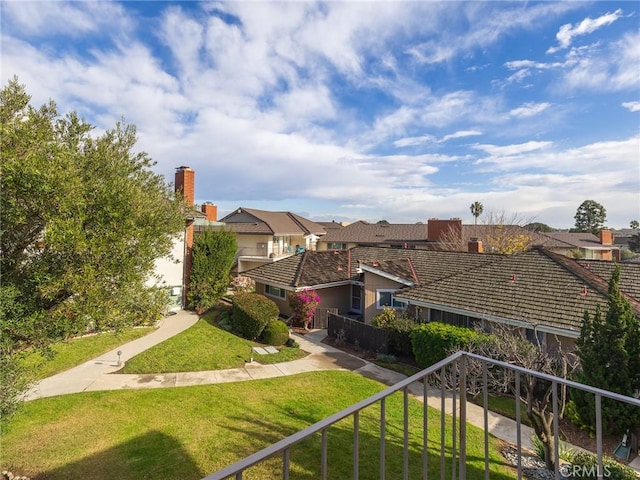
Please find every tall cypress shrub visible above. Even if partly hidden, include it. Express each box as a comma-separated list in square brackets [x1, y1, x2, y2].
[574, 266, 640, 434]
[188, 229, 237, 313]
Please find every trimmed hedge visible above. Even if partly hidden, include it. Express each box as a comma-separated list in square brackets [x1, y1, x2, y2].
[371, 308, 416, 356]
[260, 320, 290, 346]
[231, 293, 280, 340]
[410, 322, 482, 368]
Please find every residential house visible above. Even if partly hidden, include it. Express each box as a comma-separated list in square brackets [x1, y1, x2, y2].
[212, 207, 327, 273]
[316, 218, 462, 251]
[316, 218, 560, 254]
[536, 230, 620, 261]
[147, 166, 219, 309]
[244, 244, 640, 350]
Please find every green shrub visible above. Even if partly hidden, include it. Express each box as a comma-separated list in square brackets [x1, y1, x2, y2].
[410, 322, 481, 368]
[571, 452, 636, 480]
[231, 293, 279, 340]
[376, 353, 397, 363]
[260, 320, 290, 346]
[371, 308, 416, 357]
[531, 435, 575, 463]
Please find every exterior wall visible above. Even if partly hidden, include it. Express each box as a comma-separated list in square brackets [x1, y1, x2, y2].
[147, 231, 185, 310]
[254, 282, 352, 319]
[236, 234, 272, 257]
[316, 285, 352, 314]
[239, 259, 272, 273]
[362, 273, 405, 324]
[316, 241, 356, 252]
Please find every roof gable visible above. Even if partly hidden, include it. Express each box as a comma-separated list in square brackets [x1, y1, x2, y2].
[219, 207, 326, 236]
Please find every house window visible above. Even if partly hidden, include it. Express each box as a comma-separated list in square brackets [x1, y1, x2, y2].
[525, 328, 545, 347]
[328, 242, 348, 250]
[265, 285, 286, 299]
[351, 285, 362, 313]
[376, 289, 407, 310]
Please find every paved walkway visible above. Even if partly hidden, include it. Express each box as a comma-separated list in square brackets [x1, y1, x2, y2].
[24, 311, 640, 472]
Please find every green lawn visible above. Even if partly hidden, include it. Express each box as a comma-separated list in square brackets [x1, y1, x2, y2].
[19, 327, 155, 381]
[1, 371, 517, 480]
[120, 309, 307, 373]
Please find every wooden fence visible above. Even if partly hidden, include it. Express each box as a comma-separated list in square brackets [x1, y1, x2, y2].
[327, 313, 389, 354]
[312, 307, 338, 329]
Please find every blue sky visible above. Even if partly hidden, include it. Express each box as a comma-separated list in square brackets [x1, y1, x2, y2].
[2, 1, 639, 228]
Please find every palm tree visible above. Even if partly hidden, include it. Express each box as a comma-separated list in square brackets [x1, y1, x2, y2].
[470, 201, 483, 225]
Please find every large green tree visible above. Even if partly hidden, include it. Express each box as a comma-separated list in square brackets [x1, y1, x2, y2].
[572, 200, 606, 235]
[1, 78, 185, 417]
[574, 266, 640, 434]
[188, 229, 237, 314]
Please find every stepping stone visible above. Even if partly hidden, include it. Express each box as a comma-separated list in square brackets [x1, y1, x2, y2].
[252, 347, 269, 355]
[264, 346, 279, 354]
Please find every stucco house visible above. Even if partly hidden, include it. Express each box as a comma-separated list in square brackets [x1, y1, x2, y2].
[243, 245, 640, 350]
[537, 230, 620, 261]
[210, 207, 327, 273]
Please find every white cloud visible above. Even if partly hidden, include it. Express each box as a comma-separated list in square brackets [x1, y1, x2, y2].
[1, 1, 132, 37]
[547, 9, 622, 54]
[509, 102, 551, 118]
[394, 135, 435, 148]
[474, 141, 553, 157]
[439, 130, 483, 143]
[562, 31, 640, 92]
[622, 101, 640, 112]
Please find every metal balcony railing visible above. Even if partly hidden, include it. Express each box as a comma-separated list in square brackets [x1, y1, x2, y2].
[202, 351, 640, 480]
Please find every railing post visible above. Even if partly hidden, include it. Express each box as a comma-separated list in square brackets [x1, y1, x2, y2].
[321, 428, 328, 480]
[459, 355, 467, 480]
[451, 361, 457, 480]
[596, 394, 603, 480]
[440, 367, 446, 480]
[482, 362, 489, 480]
[283, 449, 290, 480]
[423, 378, 429, 480]
[552, 381, 559, 479]
[515, 373, 522, 480]
[404, 387, 410, 480]
[354, 411, 360, 480]
[380, 398, 386, 480]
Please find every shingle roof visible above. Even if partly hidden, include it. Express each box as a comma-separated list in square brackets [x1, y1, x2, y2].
[576, 259, 640, 301]
[397, 248, 640, 333]
[219, 207, 326, 236]
[319, 221, 430, 244]
[538, 232, 610, 249]
[244, 245, 640, 335]
[245, 246, 498, 288]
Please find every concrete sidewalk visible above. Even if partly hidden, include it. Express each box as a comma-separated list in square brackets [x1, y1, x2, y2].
[25, 321, 534, 452]
[24, 310, 200, 400]
[23, 318, 640, 472]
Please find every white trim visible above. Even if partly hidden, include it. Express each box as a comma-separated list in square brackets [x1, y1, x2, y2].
[399, 299, 580, 338]
[376, 289, 409, 310]
[264, 284, 287, 299]
[360, 264, 416, 287]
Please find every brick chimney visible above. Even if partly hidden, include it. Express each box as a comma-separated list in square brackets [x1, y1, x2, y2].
[175, 166, 195, 306]
[175, 166, 195, 206]
[427, 218, 462, 242]
[201, 202, 217, 221]
[599, 229, 612, 245]
[468, 238, 484, 253]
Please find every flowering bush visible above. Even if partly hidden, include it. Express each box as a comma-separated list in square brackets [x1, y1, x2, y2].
[230, 275, 255, 294]
[288, 289, 320, 329]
